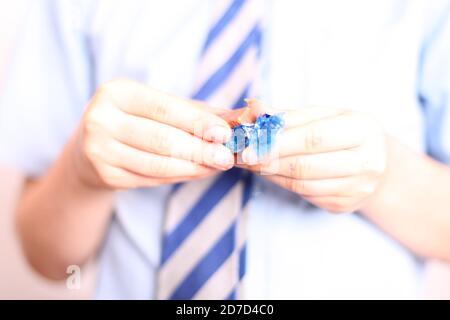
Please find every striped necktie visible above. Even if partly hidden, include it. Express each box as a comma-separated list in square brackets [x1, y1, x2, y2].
[157, 0, 263, 300]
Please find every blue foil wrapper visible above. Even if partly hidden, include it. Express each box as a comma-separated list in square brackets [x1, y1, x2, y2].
[225, 113, 285, 157]
[255, 113, 285, 131]
[224, 124, 255, 153]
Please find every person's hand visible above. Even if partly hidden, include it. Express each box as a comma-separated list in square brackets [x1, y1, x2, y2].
[72, 79, 234, 189]
[241, 105, 387, 213]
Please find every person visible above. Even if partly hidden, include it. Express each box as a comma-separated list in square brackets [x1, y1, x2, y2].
[1, 0, 450, 299]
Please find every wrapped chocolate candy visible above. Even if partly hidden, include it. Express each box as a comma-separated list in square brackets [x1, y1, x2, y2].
[223, 102, 285, 158]
[225, 124, 255, 153]
[251, 113, 285, 158]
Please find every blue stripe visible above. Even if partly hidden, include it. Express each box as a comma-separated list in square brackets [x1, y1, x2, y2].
[161, 1, 260, 299]
[241, 172, 253, 207]
[193, 26, 262, 101]
[223, 245, 246, 300]
[170, 224, 236, 299]
[420, 93, 449, 163]
[239, 244, 246, 280]
[171, 183, 182, 193]
[233, 85, 250, 109]
[226, 290, 237, 300]
[161, 168, 243, 264]
[202, 0, 246, 52]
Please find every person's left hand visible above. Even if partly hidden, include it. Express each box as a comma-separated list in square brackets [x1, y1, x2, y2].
[240, 106, 388, 213]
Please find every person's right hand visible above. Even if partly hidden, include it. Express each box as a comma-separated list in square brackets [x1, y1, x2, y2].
[71, 79, 234, 189]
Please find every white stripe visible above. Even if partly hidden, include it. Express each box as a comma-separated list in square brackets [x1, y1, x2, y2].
[208, 46, 258, 108]
[157, 183, 243, 299]
[158, 0, 262, 300]
[237, 275, 246, 299]
[195, 0, 260, 90]
[194, 208, 249, 300]
[165, 177, 216, 234]
[237, 207, 248, 251]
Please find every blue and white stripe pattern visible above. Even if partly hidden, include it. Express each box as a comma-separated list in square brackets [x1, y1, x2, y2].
[157, 0, 262, 300]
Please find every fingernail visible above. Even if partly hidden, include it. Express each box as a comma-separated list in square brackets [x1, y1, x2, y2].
[204, 126, 231, 143]
[213, 149, 234, 169]
[242, 148, 258, 165]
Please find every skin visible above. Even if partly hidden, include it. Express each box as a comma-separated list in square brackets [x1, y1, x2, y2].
[16, 79, 450, 280]
[240, 102, 450, 261]
[16, 79, 235, 279]
[240, 104, 387, 213]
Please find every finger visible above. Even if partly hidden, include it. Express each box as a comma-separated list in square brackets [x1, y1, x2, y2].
[102, 79, 231, 143]
[282, 107, 345, 129]
[302, 195, 361, 213]
[278, 113, 369, 157]
[264, 174, 367, 196]
[246, 149, 366, 179]
[102, 139, 216, 178]
[191, 100, 230, 117]
[97, 163, 215, 189]
[111, 112, 234, 170]
[245, 100, 344, 129]
[220, 106, 257, 127]
[240, 141, 282, 166]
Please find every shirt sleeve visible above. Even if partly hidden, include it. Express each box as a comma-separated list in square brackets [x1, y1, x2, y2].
[0, 0, 93, 177]
[418, 1, 450, 166]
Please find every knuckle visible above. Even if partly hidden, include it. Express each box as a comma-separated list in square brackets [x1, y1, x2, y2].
[329, 207, 348, 214]
[290, 179, 306, 194]
[154, 104, 168, 121]
[359, 180, 377, 196]
[182, 138, 204, 163]
[84, 108, 105, 135]
[150, 95, 169, 121]
[83, 105, 123, 139]
[360, 150, 386, 178]
[149, 126, 171, 153]
[192, 117, 208, 138]
[83, 139, 102, 164]
[147, 157, 169, 177]
[304, 127, 322, 152]
[120, 120, 139, 144]
[290, 157, 310, 179]
[101, 169, 122, 187]
[112, 113, 130, 138]
[98, 78, 132, 94]
[97, 80, 121, 99]
[189, 144, 201, 163]
[328, 199, 353, 214]
[98, 81, 116, 95]
[97, 79, 138, 111]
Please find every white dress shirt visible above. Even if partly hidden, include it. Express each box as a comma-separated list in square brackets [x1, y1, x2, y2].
[1, 0, 450, 299]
